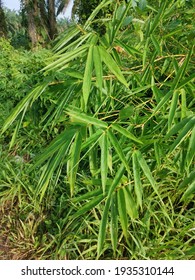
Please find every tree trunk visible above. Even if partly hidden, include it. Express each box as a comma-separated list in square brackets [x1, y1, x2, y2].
[47, 0, 57, 40]
[23, 0, 39, 48]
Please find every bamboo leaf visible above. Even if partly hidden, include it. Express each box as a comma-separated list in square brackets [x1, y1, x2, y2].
[149, 1, 168, 35]
[83, 45, 94, 108]
[108, 130, 131, 173]
[67, 131, 82, 197]
[152, 90, 173, 116]
[71, 189, 102, 203]
[178, 171, 195, 190]
[186, 126, 195, 168]
[98, 46, 128, 87]
[135, 150, 162, 202]
[93, 45, 103, 92]
[110, 193, 118, 255]
[165, 116, 193, 139]
[123, 185, 138, 219]
[66, 107, 108, 128]
[115, 39, 142, 56]
[181, 181, 195, 201]
[37, 142, 72, 202]
[2, 83, 48, 134]
[84, 0, 113, 29]
[98, 156, 130, 257]
[72, 194, 104, 219]
[150, 34, 161, 55]
[132, 152, 143, 208]
[82, 129, 102, 150]
[111, 123, 143, 144]
[32, 128, 76, 169]
[171, 44, 194, 91]
[169, 117, 195, 153]
[101, 131, 108, 193]
[97, 195, 111, 257]
[43, 45, 88, 72]
[117, 188, 128, 238]
[53, 25, 81, 52]
[168, 90, 179, 130]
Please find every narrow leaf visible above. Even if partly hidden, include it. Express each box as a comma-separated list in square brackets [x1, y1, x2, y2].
[135, 150, 162, 203]
[101, 131, 108, 193]
[110, 193, 118, 255]
[93, 45, 103, 92]
[181, 181, 195, 201]
[169, 117, 195, 153]
[83, 45, 94, 108]
[66, 107, 108, 128]
[117, 188, 128, 238]
[108, 130, 131, 173]
[123, 185, 138, 219]
[72, 195, 104, 219]
[186, 126, 195, 168]
[67, 132, 82, 197]
[112, 123, 143, 144]
[132, 152, 143, 208]
[168, 90, 179, 130]
[99, 46, 128, 87]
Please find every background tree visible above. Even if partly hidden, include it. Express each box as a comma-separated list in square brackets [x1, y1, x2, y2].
[0, 0, 8, 37]
[21, 0, 60, 48]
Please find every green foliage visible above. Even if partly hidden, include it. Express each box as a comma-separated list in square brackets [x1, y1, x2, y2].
[0, 3, 8, 37]
[4, 8, 29, 49]
[1, 0, 195, 259]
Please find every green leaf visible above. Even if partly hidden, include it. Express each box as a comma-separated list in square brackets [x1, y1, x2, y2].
[149, 1, 168, 35]
[83, 45, 94, 108]
[101, 131, 108, 193]
[123, 185, 138, 219]
[178, 170, 195, 190]
[135, 150, 162, 203]
[112, 123, 143, 144]
[37, 142, 72, 202]
[132, 152, 143, 209]
[117, 188, 128, 238]
[82, 129, 102, 150]
[108, 130, 131, 173]
[2, 83, 48, 134]
[186, 126, 195, 168]
[150, 34, 161, 55]
[84, 0, 113, 29]
[110, 193, 118, 255]
[152, 90, 173, 117]
[169, 117, 195, 153]
[32, 128, 76, 169]
[71, 189, 102, 203]
[98, 46, 128, 87]
[66, 107, 108, 128]
[72, 194, 104, 219]
[181, 181, 195, 201]
[67, 131, 82, 197]
[171, 44, 194, 91]
[53, 25, 81, 52]
[98, 156, 130, 257]
[93, 45, 103, 92]
[115, 39, 142, 56]
[165, 116, 193, 139]
[97, 195, 111, 257]
[43, 45, 88, 72]
[168, 90, 179, 130]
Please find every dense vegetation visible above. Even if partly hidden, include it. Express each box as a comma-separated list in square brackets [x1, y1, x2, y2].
[0, 0, 195, 260]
